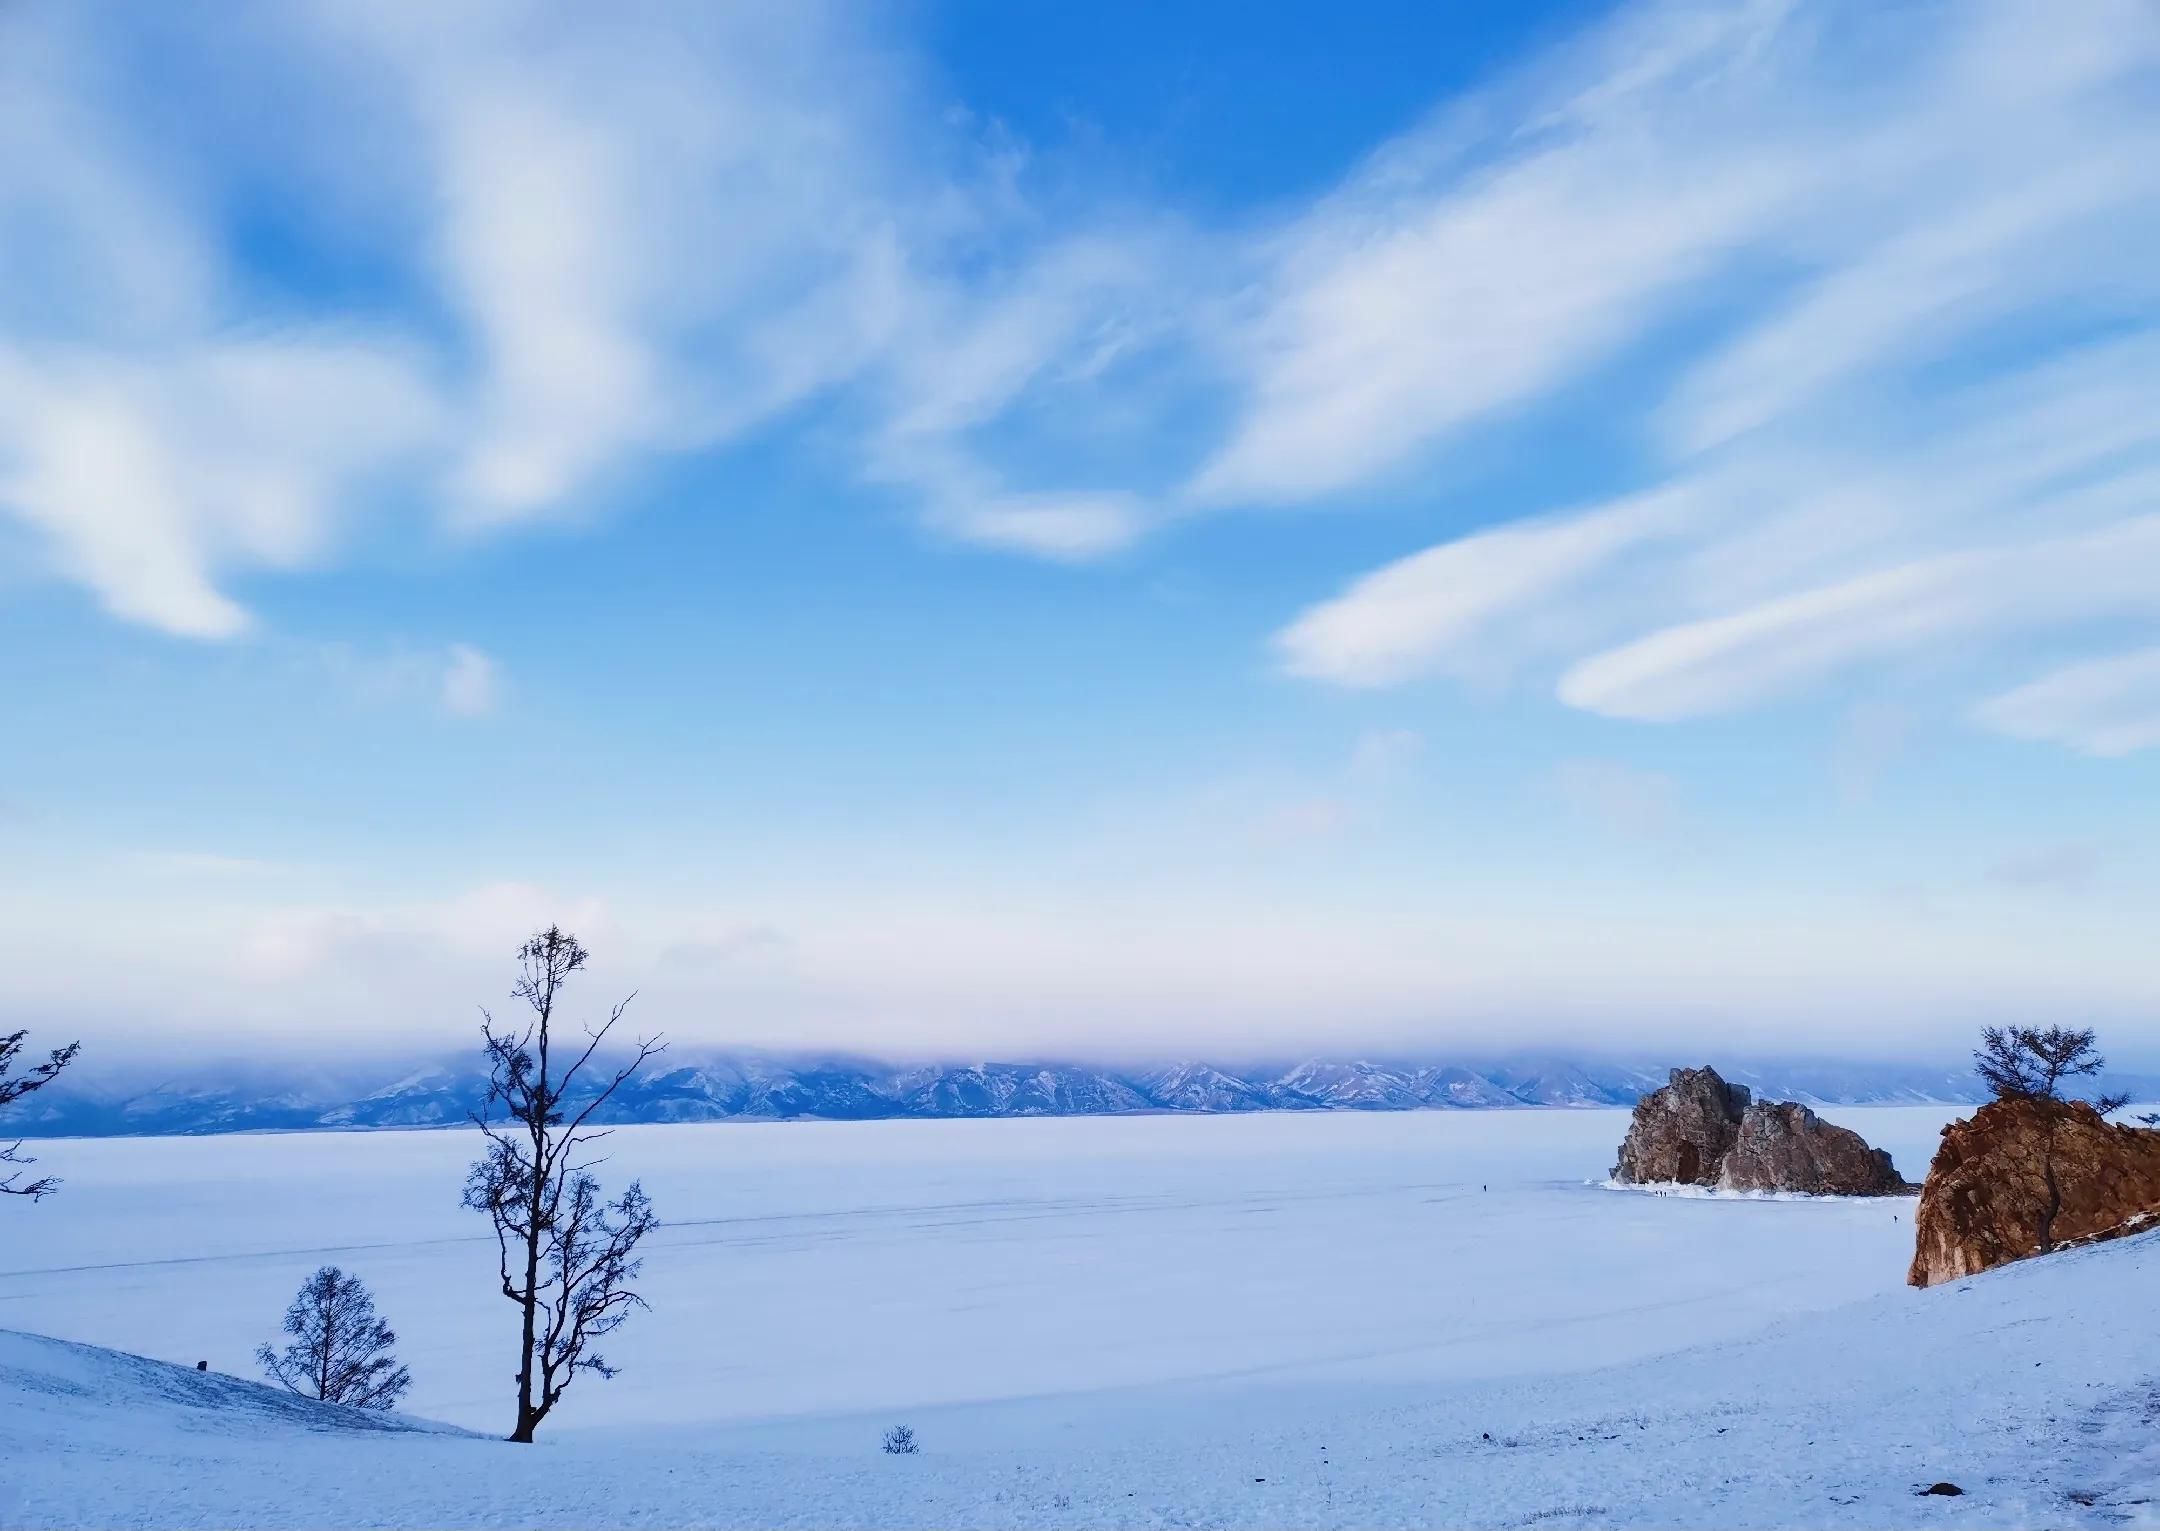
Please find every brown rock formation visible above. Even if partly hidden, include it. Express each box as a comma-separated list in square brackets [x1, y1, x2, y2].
[1719, 1099, 1907, 1196]
[1612, 1065, 1909, 1195]
[1612, 1066, 1751, 1185]
[1908, 1097, 2160, 1287]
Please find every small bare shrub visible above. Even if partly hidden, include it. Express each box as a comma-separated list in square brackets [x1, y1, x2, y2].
[256, 1265, 411, 1409]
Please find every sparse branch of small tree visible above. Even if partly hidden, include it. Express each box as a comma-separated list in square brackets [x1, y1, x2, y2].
[462, 925, 664, 1442]
[1974, 1025, 2110, 1104]
[255, 1266, 411, 1410]
[0, 1028, 82, 1201]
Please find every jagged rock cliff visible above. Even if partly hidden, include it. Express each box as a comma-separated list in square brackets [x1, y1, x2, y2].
[1908, 1097, 2160, 1287]
[1718, 1098, 1906, 1195]
[1612, 1065, 1909, 1195]
[1612, 1066, 1752, 1185]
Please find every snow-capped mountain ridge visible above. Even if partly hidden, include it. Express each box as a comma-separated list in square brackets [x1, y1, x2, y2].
[6, 1051, 2118, 1139]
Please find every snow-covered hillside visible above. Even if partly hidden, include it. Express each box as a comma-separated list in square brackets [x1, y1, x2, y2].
[7, 1227, 2159, 1528]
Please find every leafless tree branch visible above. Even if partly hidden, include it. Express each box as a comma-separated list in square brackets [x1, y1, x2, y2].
[0, 1030, 81, 1201]
[461, 926, 663, 1442]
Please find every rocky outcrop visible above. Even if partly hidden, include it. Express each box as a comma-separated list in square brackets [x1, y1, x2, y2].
[1612, 1066, 1752, 1185]
[1612, 1065, 1909, 1195]
[1719, 1099, 1907, 1196]
[1908, 1097, 2160, 1287]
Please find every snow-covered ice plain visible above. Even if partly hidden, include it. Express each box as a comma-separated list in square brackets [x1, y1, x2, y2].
[5, 1107, 2157, 1527]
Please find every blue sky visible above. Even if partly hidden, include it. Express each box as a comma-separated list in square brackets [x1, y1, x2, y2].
[3, 0, 2158, 1063]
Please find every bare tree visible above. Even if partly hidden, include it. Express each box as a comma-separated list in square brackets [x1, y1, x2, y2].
[463, 926, 663, 1442]
[1, 1028, 82, 1201]
[256, 1266, 412, 1410]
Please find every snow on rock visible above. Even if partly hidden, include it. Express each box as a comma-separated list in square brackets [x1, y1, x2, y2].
[1483, 1059, 1643, 1107]
[1909, 1096, 2160, 1287]
[1413, 1065, 1522, 1108]
[1273, 1060, 1424, 1110]
[1140, 1062, 1308, 1112]
[896, 1064, 1153, 1117]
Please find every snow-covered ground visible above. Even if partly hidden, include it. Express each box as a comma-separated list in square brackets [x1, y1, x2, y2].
[5, 1108, 2156, 1527]
[0, 1109, 1943, 1430]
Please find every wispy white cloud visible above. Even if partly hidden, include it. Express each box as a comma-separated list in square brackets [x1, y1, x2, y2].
[131, 851, 290, 880]
[1192, 0, 1810, 506]
[1249, 796, 1352, 847]
[1551, 758, 1680, 839]
[1243, 727, 1426, 847]
[0, 0, 1188, 637]
[0, 12, 214, 342]
[21, 857, 2160, 1058]
[315, 0, 1200, 564]
[1275, 489, 1697, 687]
[1269, 0, 2160, 748]
[313, 0, 924, 531]
[9, 0, 2160, 767]
[1974, 647, 2160, 757]
[1830, 702, 1914, 806]
[309, 640, 507, 720]
[237, 880, 615, 986]
[927, 494, 1147, 561]
[1658, 162, 2148, 457]
[1988, 841, 2108, 893]
[0, 7, 454, 640]
[1558, 517, 2160, 721]
[1214, 0, 2160, 508]
[0, 340, 444, 638]
[439, 644, 500, 719]
[1348, 726, 1424, 785]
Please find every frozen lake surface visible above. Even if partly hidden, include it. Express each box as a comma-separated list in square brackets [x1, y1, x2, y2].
[12, 1104, 2160, 1528]
[0, 1107, 1949, 1436]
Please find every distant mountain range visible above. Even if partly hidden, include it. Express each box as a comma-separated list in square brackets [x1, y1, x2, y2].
[6, 1050, 2128, 1139]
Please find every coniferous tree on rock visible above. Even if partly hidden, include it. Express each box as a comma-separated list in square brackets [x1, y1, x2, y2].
[256, 1266, 412, 1409]
[463, 926, 663, 1443]
[1971, 1025, 2128, 1254]
[1975, 1025, 2129, 1115]
[1912, 1029, 2160, 1284]
[0, 1028, 82, 1202]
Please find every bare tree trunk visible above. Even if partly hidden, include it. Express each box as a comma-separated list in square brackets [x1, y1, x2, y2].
[2036, 1116, 2062, 1254]
[511, 1224, 542, 1440]
[509, 976, 554, 1443]
[318, 1298, 334, 1401]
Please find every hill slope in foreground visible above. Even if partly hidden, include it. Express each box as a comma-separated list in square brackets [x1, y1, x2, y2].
[6, 1230, 2160, 1529]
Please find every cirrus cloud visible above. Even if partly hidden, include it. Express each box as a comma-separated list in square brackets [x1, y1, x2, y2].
[1974, 648, 2160, 758]
[1268, 0, 2160, 753]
